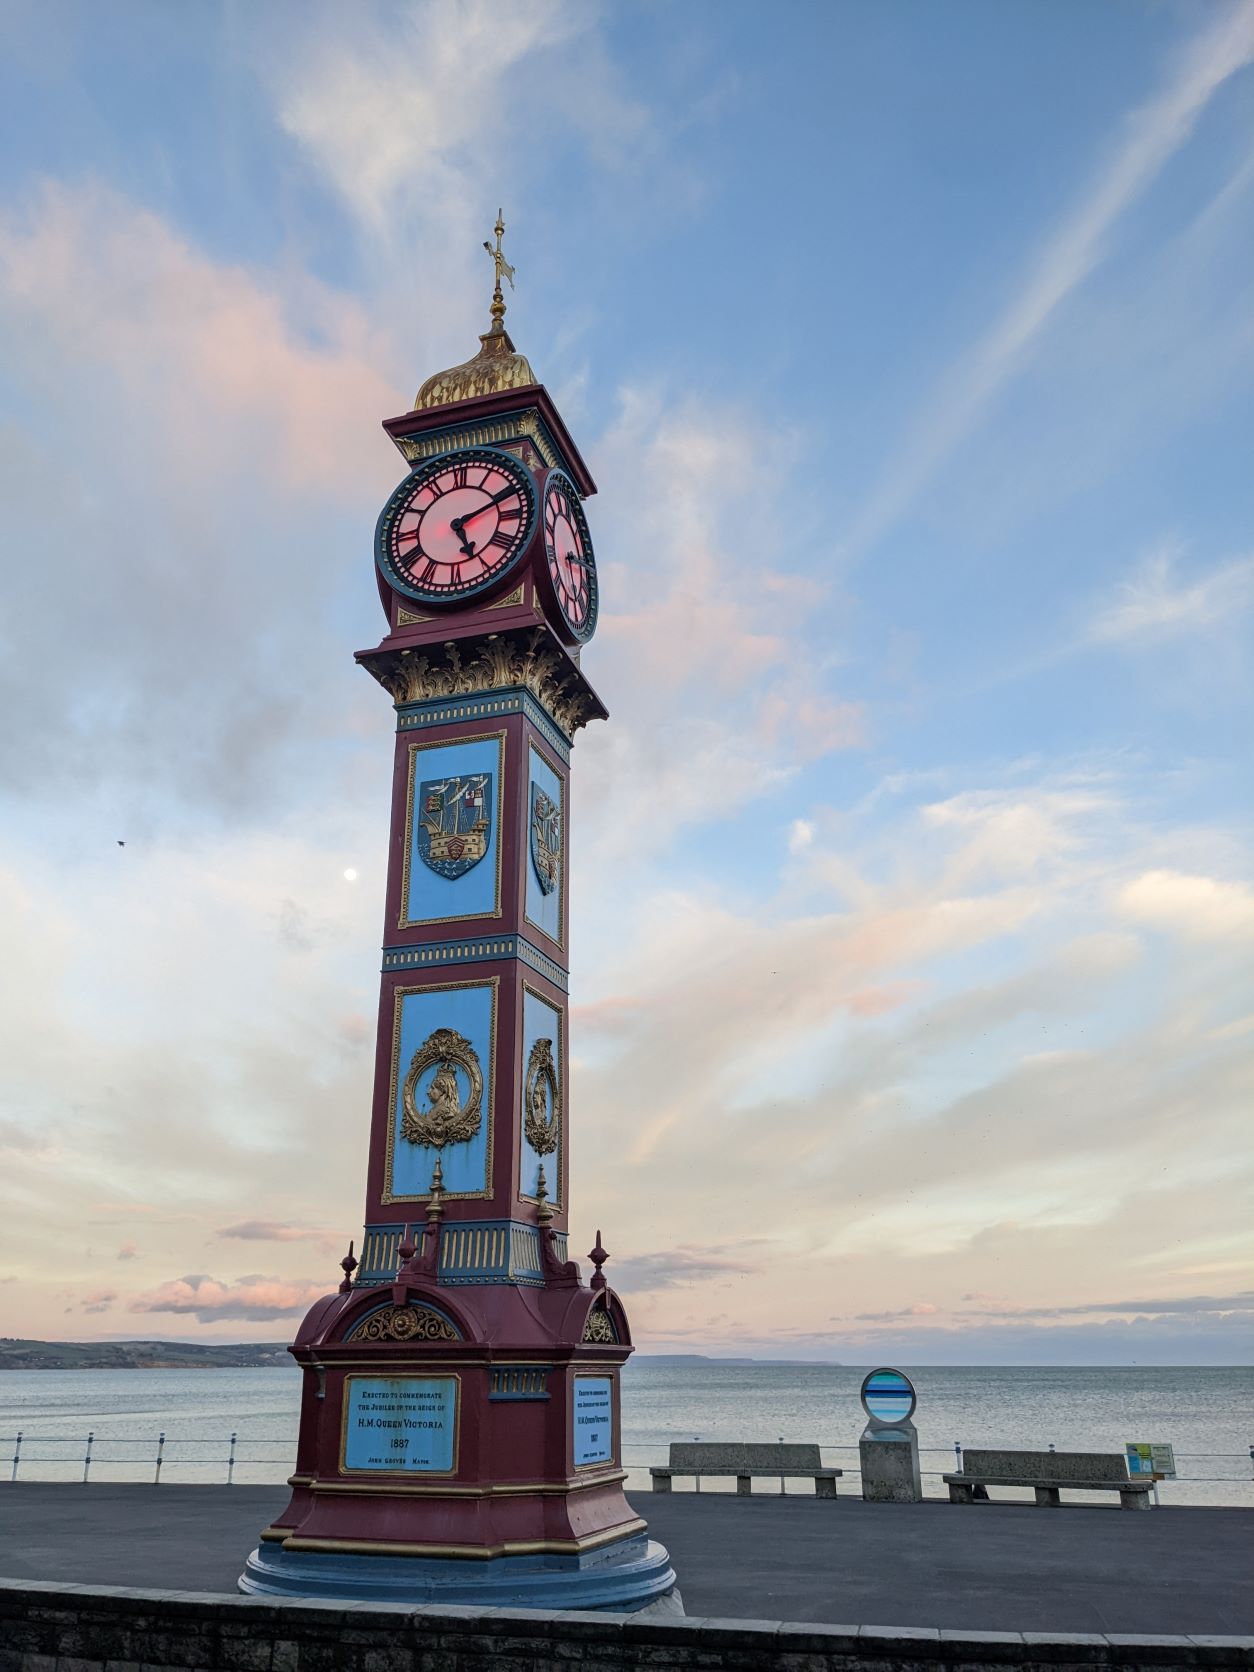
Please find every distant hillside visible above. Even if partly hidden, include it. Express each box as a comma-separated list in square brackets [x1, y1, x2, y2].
[629, 1355, 841, 1367]
[0, 1340, 840, 1371]
[0, 1338, 290, 1370]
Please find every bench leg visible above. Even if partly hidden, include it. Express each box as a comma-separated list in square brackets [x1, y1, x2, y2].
[949, 1483, 974, 1504]
[652, 1476, 671, 1494]
[1034, 1486, 1061, 1507]
[1120, 1489, 1151, 1511]
[815, 1476, 837, 1499]
[736, 1475, 752, 1496]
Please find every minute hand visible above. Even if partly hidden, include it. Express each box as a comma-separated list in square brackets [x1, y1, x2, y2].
[459, 487, 520, 525]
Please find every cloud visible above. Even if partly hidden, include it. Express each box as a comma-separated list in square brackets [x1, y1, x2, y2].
[853, 1302, 938, 1322]
[845, 3, 1254, 552]
[217, 1221, 332, 1244]
[1116, 870, 1254, 940]
[275, 1, 645, 240]
[957, 1290, 1254, 1320]
[81, 1289, 117, 1315]
[1089, 544, 1254, 643]
[610, 1244, 761, 1295]
[129, 1273, 328, 1323]
[116, 1243, 138, 1262]
[0, 181, 401, 817]
[573, 390, 864, 879]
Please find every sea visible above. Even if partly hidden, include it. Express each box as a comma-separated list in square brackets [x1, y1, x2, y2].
[0, 1363, 1250, 1506]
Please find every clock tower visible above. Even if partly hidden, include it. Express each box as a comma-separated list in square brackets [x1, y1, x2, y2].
[239, 219, 676, 1611]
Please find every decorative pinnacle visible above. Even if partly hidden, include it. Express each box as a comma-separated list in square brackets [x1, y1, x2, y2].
[482, 209, 515, 335]
[588, 1229, 609, 1292]
[535, 1162, 554, 1227]
[426, 1156, 446, 1224]
[338, 1239, 358, 1294]
[397, 1222, 416, 1268]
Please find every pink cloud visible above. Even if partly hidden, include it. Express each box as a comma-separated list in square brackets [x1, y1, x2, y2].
[116, 1242, 138, 1261]
[129, 1274, 327, 1322]
[0, 181, 402, 500]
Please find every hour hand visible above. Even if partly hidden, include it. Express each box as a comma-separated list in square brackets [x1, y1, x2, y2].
[450, 516, 477, 558]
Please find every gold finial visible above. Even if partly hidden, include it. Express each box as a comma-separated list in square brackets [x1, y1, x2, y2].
[412, 211, 534, 410]
[426, 1156, 445, 1225]
[482, 209, 515, 335]
[535, 1162, 554, 1227]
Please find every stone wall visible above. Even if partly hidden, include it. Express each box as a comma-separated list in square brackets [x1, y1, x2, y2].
[1, 1579, 1252, 1672]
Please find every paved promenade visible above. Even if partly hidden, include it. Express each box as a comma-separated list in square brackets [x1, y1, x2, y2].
[1, 1484, 1250, 1634]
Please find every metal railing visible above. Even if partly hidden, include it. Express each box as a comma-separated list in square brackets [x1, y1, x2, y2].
[3, 1433, 1252, 1499]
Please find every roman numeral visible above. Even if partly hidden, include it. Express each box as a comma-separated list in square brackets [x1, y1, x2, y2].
[488, 530, 514, 550]
[451, 463, 470, 488]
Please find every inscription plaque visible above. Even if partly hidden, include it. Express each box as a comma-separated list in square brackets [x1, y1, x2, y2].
[342, 1375, 458, 1474]
[573, 1374, 614, 1467]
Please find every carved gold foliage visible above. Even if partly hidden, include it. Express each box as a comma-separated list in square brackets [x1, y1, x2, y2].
[582, 1307, 617, 1345]
[373, 631, 592, 740]
[401, 1027, 484, 1149]
[348, 1304, 459, 1344]
[523, 1037, 560, 1156]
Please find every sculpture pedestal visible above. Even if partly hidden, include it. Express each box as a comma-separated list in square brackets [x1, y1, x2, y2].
[859, 1427, 923, 1503]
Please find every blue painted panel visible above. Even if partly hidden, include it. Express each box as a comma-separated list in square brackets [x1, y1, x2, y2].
[519, 986, 563, 1204]
[388, 982, 495, 1199]
[524, 744, 564, 946]
[342, 1376, 457, 1473]
[573, 1375, 614, 1466]
[402, 734, 503, 926]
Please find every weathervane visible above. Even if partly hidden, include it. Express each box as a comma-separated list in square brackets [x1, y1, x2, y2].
[483, 209, 515, 332]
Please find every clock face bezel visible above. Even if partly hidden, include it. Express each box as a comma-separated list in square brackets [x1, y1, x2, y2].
[375, 445, 538, 606]
[540, 469, 599, 644]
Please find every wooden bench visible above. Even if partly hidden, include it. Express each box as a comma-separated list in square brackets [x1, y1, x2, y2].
[943, 1448, 1153, 1510]
[649, 1441, 842, 1498]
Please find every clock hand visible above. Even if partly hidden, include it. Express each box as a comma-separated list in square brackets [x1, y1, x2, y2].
[564, 550, 591, 569]
[460, 486, 520, 525]
[448, 515, 478, 558]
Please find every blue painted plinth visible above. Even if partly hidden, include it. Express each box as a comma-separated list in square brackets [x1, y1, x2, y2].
[239, 1533, 677, 1612]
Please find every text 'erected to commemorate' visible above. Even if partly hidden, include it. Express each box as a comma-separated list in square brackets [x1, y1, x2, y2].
[573, 1374, 613, 1466]
[343, 1376, 457, 1473]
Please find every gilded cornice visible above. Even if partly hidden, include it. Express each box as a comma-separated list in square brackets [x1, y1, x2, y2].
[395, 411, 559, 471]
[364, 629, 596, 741]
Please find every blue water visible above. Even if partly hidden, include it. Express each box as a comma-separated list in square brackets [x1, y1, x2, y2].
[0, 1363, 1249, 1505]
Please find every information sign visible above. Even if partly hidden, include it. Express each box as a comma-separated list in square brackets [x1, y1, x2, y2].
[573, 1374, 614, 1467]
[1125, 1442, 1176, 1479]
[342, 1375, 457, 1473]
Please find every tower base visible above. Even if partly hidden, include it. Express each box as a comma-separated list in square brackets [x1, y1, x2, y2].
[239, 1531, 678, 1612]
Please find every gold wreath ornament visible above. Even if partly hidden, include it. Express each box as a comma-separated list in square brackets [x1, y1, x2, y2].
[523, 1037, 560, 1156]
[401, 1027, 484, 1148]
[348, 1304, 459, 1344]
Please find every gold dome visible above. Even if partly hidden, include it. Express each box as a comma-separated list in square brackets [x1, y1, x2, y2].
[413, 210, 536, 411]
[413, 323, 535, 411]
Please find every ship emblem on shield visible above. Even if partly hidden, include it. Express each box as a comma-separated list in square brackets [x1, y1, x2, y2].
[530, 783, 561, 895]
[417, 774, 492, 880]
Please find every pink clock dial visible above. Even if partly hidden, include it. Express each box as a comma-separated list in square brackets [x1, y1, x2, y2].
[378, 448, 536, 602]
[541, 472, 598, 642]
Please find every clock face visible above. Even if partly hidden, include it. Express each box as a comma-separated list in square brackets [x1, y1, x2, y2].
[541, 471, 598, 642]
[377, 447, 536, 603]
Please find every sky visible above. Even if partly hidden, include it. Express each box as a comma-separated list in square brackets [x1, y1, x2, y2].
[0, 0, 1251, 1366]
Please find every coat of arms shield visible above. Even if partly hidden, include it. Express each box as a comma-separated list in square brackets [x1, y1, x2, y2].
[530, 783, 561, 896]
[417, 773, 493, 880]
